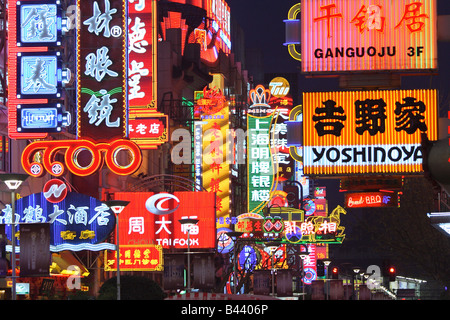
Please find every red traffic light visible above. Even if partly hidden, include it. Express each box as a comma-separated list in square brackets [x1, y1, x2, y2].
[389, 267, 395, 273]
[332, 267, 338, 273]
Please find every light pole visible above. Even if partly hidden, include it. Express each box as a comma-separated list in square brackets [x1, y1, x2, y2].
[0, 173, 29, 301]
[299, 245, 309, 301]
[322, 258, 332, 300]
[105, 200, 130, 301]
[226, 231, 243, 294]
[353, 266, 361, 300]
[179, 218, 199, 292]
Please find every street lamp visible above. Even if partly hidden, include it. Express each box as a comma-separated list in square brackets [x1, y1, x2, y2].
[266, 241, 280, 297]
[0, 173, 29, 301]
[226, 231, 244, 294]
[105, 200, 130, 301]
[178, 218, 199, 292]
[353, 267, 361, 300]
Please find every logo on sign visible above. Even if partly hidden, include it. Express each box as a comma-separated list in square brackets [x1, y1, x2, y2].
[145, 193, 180, 215]
[43, 179, 68, 203]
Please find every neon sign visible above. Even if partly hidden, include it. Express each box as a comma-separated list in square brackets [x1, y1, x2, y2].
[345, 192, 399, 208]
[301, 0, 437, 73]
[0, 192, 116, 252]
[17, 103, 71, 133]
[21, 139, 142, 177]
[17, 1, 63, 47]
[104, 244, 163, 272]
[302, 89, 438, 175]
[113, 192, 216, 249]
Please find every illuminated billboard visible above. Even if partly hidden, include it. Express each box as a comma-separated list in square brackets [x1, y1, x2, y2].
[301, 0, 437, 73]
[104, 244, 163, 272]
[344, 191, 399, 208]
[302, 89, 438, 175]
[113, 192, 217, 249]
[0, 192, 116, 252]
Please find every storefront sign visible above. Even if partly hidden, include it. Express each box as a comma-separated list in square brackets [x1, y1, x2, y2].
[301, 0, 437, 73]
[113, 192, 216, 249]
[0, 192, 116, 252]
[302, 89, 438, 175]
[345, 192, 399, 208]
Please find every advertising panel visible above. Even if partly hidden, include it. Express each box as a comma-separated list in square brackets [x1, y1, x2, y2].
[0, 192, 116, 252]
[77, 0, 127, 142]
[301, 0, 437, 73]
[113, 192, 216, 249]
[303, 89, 438, 175]
[344, 191, 399, 208]
[104, 244, 163, 272]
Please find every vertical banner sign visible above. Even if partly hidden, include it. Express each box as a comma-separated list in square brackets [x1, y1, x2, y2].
[202, 106, 230, 228]
[247, 113, 276, 214]
[301, 0, 437, 73]
[78, 0, 127, 141]
[20, 223, 51, 277]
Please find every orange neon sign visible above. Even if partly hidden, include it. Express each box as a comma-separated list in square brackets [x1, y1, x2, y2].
[301, 0, 437, 73]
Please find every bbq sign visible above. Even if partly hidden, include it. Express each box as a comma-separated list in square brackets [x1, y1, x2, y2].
[301, 0, 437, 73]
[302, 89, 438, 175]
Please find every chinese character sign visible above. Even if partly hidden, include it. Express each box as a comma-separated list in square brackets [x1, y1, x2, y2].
[0, 192, 115, 252]
[303, 89, 438, 175]
[128, 0, 153, 108]
[247, 113, 276, 213]
[78, 0, 127, 141]
[114, 192, 216, 249]
[201, 106, 230, 228]
[301, 0, 437, 72]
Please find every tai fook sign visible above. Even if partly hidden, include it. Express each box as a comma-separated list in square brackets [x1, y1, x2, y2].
[114, 192, 216, 249]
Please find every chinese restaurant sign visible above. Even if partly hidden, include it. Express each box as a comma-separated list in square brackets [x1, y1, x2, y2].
[104, 244, 163, 272]
[20, 0, 143, 178]
[113, 192, 216, 249]
[302, 89, 438, 175]
[344, 191, 399, 208]
[301, 0, 437, 73]
[0, 192, 115, 252]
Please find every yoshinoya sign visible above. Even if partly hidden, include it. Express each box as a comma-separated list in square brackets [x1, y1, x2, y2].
[302, 89, 438, 175]
[301, 0, 437, 73]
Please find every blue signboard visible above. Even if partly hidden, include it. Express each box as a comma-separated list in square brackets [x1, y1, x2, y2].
[17, 103, 71, 133]
[17, 51, 63, 99]
[17, 1, 62, 47]
[0, 192, 116, 252]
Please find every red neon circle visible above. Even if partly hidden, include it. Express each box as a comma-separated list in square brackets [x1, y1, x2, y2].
[43, 179, 68, 203]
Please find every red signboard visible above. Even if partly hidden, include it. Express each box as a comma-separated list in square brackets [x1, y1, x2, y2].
[113, 192, 216, 249]
[344, 192, 399, 208]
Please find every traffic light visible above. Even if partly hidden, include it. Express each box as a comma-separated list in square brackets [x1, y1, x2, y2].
[388, 266, 396, 281]
[317, 260, 325, 277]
[331, 266, 339, 279]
